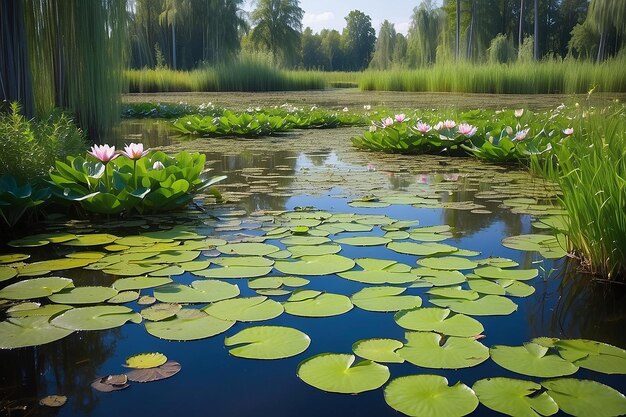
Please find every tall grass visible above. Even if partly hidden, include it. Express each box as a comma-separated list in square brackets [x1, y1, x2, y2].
[359, 58, 626, 94]
[532, 103, 626, 280]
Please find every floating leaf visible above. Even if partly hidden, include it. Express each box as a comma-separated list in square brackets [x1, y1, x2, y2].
[352, 338, 404, 363]
[48, 286, 119, 304]
[398, 331, 489, 369]
[417, 256, 478, 270]
[430, 295, 518, 316]
[394, 308, 484, 337]
[203, 296, 283, 322]
[225, 326, 310, 359]
[248, 277, 282, 290]
[388, 241, 458, 256]
[17, 258, 94, 276]
[280, 236, 330, 246]
[427, 287, 479, 300]
[351, 287, 421, 312]
[126, 361, 181, 383]
[490, 343, 579, 377]
[91, 375, 129, 392]
[467, 279, 506, 295]
[0, 316, 73, 349]
[0, 277, 73, 300]
[275, 254, 355, 276]
[63, 234, 119, 246]
[145, 308, 234, 341]
[384, 375, 479, 417]
[217, 243, 280, 256]
[0, 266, 17, 282]
[542, 378, 626, 417]
[281, 276, 310, 287]
[287, 244, 342, 257]
[283, 292, 352, 317]
[473, 377, 559, 417]
[141, 303, 182, 321]
[414, 268, 467, 286]
[502, 234, 566, 259]
[138, 295, 156, 305]
[0, 253, 30, 263]
[113, 276, 172, 291]
[154, 280, 239, 304]
[107, 291, 140, 304]
[297, 353, 390, 394]
[51, 306, 141, 331]
[39, 395, 67, 407]
[474, 266, 538, 281]
[555, 339, 626, 374]
[125, 352, 168, 369]
[335, 236, 391, 246]
[7, 303, 72, 318]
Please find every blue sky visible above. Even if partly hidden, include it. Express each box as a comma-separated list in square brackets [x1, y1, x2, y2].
[243, 1, 441, 35]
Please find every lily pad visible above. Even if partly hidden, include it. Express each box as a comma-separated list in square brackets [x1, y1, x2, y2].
[113, 276, 172, 291]
[248, 277, 283, 290]
[280, 236, 330, 246]
[141, 303, 182, 321]
[384, 375, 479, 417]
[48, 286, 119, 304]
[287, 244, 342, 257]
[193, 264, 273, 279]
[225, 326, 310, 359]
[542, 378, 626, 417]
[394, 308, 484, 337]
[204, 296, 283, 322]
[39, 395, 67, 407]
[217, 243, 280, 256]
[0, 277, 73, 300]
[398, 331, 489, 369]
[490, 343, 579, 377]
[7, 303, 72, 318]
[417, 256, 478, 271]
[414, 268, 467, 286]
[17, 258, 94, 276]
[107, 291, 140, 304]
[126, 360, 181, 382]
[388, 241, 458, 256]
[0, 266, 17, 282]
[145, 308, 235, 341]
[283, 292, 353, 317]
[502, 234, 566, 259]
[430, 295, 518, 316]
[555, 339, 626, 374]
[51, 305, 142, 331]
[91, 374, 129, 392]
[297, 353, 390, 394]
[125, 352, 167, 369]
[275, 254, 355, 276]
[334, 236, 391, 246]
[0, 316, 73, 348]
[352, 338, 405, 363]
[154, 280, 239, 304]
[427, 287, 479, 300]
[474, 266, 538, 281]
[351, 287, 422, 312]
[0, 253, 30, 263]
[62, 234, 119, 246]
[473, 377, 559, 417]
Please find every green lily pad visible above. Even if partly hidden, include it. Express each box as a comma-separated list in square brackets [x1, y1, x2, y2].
[0, 253, 30, 263]
[398, 331, 489, 369]
[388, 242, 458, 256]
[427, 287, 479, 300]
[145, 308, 234, 341]
[348, 201, 390, 208]
[500, 280, 536, 297]
[287, 244, 342, 257]
[473, 377, 559, 417]
[502, 234, 566, 259]
[430, 295, 518, 316]
[103, 263, 166, 276]
[351, 287, 421, 312]
[107, 291, 139, 304]
[178, 260, 212, 272]
[51, 306, 141, 330]
[280, 236, 330, 246]
[417, 257, 478, 270]
[319, 222, 373, 233]
[467, 279, 506, 295]
[217, 243, 280, 256]
[283, 292, 353, 317]
[114, 236, 173, 246]
[339, 269, 419, 285]
[141, 303, 182, 321]
[193, 265, 273, 279]
[384, 231, 410, 240]
[394, 308, 484, 337]
[0, 277, 73, 300]
[154, 280, 239, 304]
[542, 378, 626, 417]
[297, 353, 390, 394]
[256, 289, 291, 296]
[113, 276, 172, 291]
[555, 339, 626, 374]
[248, 277, 283, 290]
[490, 343, 579, 377]
[384, 375, 479, 417]
[275, 254, 355, 276]
[352, 338, 404, 363]
[0, 316, 74, 349]
[335, 236, 392, 246]
[62, 234, 119, 246]
[203, 296, 283, 322]
[7, 303, 72, 318]
[477, 257, 519, 268]
[17, 258, 94, 276]
[224, 325, 310, 359]
[474, 266, 538, 281]
[48, 286, 118, 304]
[0, 266, 17, 282]
[281, 276, 310, 287]
[414, 268, 467, 286]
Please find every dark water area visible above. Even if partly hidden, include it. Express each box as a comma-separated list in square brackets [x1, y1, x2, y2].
[1, 120, 624, 417]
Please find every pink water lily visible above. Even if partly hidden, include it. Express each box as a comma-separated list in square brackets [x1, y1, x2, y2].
[382, 117, 394, 127]
[121, 143, 149, 160]
[514, 128, 530, 141]
[394, 114, 407, 123]
[563, 127, 574, 135]
[443, 120, 456, 129]
[458, 123, 477, 137]
[415, 122, 432, 134]
[88, 144, 119, 163]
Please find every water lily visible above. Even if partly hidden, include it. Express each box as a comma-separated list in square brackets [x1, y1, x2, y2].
[415, 122, 432, 134]
[153, 161, 165, 170]
[382, 117, 394, 128]
[433, 121, 444, 130]
[443, 120, 456, 129]
[514, 128, 530, 141]
[458, 123, 477, 137]
[363, 105, 371, 111]
[88, 144, 119, 164]
[394, 114, 407, 123]
[121, 143, 149, 160]
[342, 107, 349, 112]
[369, 124, 378, 133]
[514, 109, 524, 118]
[563, 127, 574, 135]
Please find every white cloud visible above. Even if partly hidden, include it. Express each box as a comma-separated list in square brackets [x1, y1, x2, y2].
[303, 11, 335, 25]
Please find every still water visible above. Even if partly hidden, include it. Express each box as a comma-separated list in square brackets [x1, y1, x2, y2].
[1, 120, 624, 416]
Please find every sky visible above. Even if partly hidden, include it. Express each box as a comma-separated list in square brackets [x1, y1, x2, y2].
[243, 1, 442, 36]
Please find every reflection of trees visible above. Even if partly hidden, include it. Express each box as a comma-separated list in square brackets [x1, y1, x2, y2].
[0, 328, 120, 415]
[304, 150, 332, 166]
[528, 259, 626, 347]
[114, 120, 177, 148]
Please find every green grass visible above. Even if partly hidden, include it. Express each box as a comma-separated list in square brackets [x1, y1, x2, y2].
[532, 103, 626, 280]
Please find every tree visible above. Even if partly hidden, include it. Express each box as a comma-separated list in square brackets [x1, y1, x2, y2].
[407, 1, 444, 67]
[159, 0, 190, 70]
[250, 0, 304, 66]
[369, 20, 396, 69]
[320, 29, 342, 70]
[586, 0, 626, 62]
[341, 10, 376, 70]
[301, 27, 322, 68]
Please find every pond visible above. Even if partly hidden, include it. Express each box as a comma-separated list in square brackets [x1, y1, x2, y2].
[1, 120, 625, 417]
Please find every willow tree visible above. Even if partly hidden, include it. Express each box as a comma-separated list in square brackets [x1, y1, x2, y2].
[1, 0, 126, 141]
[587, 0, 626, 62]
[407, 0, 444, 67]
[369, 20, 396, 70]
[250, 0, 304, 66]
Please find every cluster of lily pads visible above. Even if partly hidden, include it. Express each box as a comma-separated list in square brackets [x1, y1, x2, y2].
[122, 102, 222, 119]
[0, 205, 624, 416]
[0, 144, 225, 226]
[351, 107, 575, 163]
[171, 107, 364, 137]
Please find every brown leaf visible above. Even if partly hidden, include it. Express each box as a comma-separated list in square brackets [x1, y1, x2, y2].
[91, 374, 129, 392]
[39, 395, 67, 407]
[126, 361, 181, 383]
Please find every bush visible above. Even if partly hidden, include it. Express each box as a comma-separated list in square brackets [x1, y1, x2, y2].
[488, 34, 516, 64]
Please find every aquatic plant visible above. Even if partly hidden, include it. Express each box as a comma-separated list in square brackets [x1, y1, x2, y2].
[0, 175, 51, 228]
[121, 102, 223, 119]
